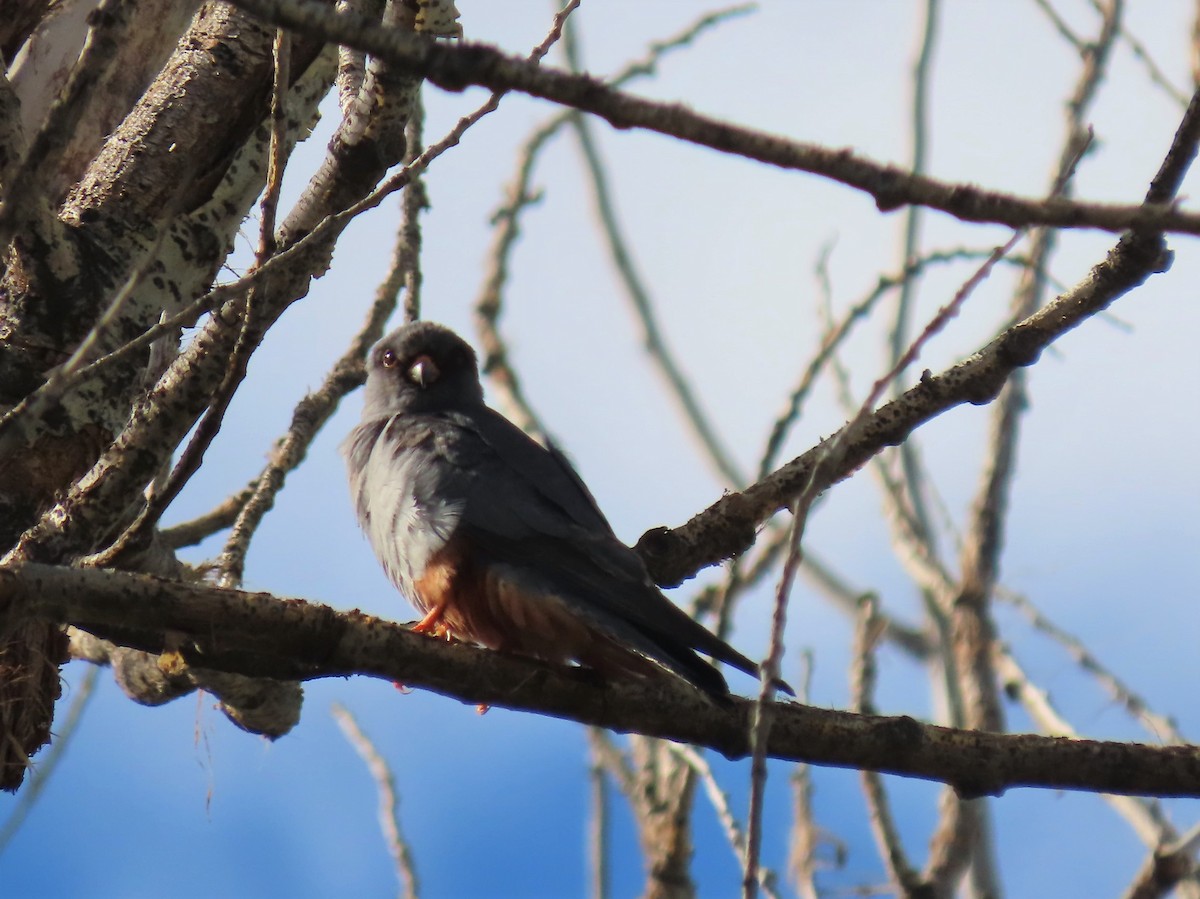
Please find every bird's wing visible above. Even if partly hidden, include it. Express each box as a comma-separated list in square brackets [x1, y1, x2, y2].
[433, 409, 759, 682]
[460, 406, 617, 536]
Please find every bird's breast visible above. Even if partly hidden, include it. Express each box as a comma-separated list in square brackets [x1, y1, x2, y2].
[353, 420, 467, 606]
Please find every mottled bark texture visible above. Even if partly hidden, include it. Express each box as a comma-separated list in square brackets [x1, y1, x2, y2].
[0, 1, 333, 790]
[4, 562, 1200, 799]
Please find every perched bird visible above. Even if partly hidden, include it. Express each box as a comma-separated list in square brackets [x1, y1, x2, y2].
[342, 321, 780, 698]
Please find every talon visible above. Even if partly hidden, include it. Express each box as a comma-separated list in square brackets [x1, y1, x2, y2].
[476, 703, 490, 715]
[411, 603, 447, 635]
[393, 682, 413, 693]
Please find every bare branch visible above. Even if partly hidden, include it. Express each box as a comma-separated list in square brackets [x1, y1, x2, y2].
[995, 649, 1176, 848]
[561, 6, 743, 488]
[636, 224, 1172, 588]
[888, 0, 943, 604]
[332, 702, 420, 899]
[256, 28, 293, 261]
[472, 3, 745, 439]
[787, 655, 828, 899]
[670, 744, 779, 899]
[0, 0, 130, 252]
[929, 13, 1119, 889]
[399, 103, 427, 324]
[587, 736, 610, 899]
[229, 0, 1200, 236]
[587, 727, 636, 798]
[1121, 823, 1200, 899]
[758, 245, 1018, 481]
[629, 735, 697, 899]
[888, 0, 940, 374]
[7, 562, 1200, 797]
[1032, 0, 1086, 49]
[0, 663, 96, 852]
[760, 204, 1084, 895]
[160, 486, 256, 550]
[1084, 0, 1190, 106]
[997, 587, 1186, 745]
[213, 112, 427, 586]
[744, 497, 819, 896]
[853, 597, 923, 897]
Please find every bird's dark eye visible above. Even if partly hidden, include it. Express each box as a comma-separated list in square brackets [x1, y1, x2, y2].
[407, 354, 440, 388]
[379, 348, 399, 369]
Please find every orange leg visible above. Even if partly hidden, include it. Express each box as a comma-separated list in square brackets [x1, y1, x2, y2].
[411, 602, 448, 636]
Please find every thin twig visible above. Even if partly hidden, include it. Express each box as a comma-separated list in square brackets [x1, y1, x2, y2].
[400, 100, 427, 324]
[229, 0, 1200, 236]
[787, 653, 825, 899]
[170, 29, 296, 576]
[160, 485, 257, 549]
[758, 245, 1025, 480]
[853, 597, 923, 896]
[1192, 0, 1200, 88]
[213, 109, 426, 586]
[996, 586, 1186, 745]
[1084, 0, 1189, 106]
[812, 248, 951, 606]
[743, 493, 806, 899]
[887, 0, 943, 661]
[258, 29, 292, 261]
[1031, 0, 1085, 49]
[995, 649, 1176, 849]
[332, 703, 419, 899]
[928, 9, 1115, 888]
[562, 14, 743, 487]
[669, 744, 780, 899]
[752, 212, 1025, 899]
[897, 238, 1026, 892]
[0, 665, 98, 855]
[889, 0, 940, 376]
[587, 739, 610, 899]
[474, 4, 751, 440]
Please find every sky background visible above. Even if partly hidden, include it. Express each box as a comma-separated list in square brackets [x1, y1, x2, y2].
[4, 1, 1200, 897]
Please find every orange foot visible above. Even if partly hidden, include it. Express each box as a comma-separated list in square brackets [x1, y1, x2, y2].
[411, 603, 447, 636]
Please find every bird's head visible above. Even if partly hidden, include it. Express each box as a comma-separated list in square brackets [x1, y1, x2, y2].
[361, 321, 484, 419]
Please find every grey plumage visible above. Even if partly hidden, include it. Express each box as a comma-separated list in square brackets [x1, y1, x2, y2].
[342, 320, 775, 697]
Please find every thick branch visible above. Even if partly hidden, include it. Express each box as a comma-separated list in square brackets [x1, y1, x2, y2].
[635, 231, 1168, 586]
[3, 562, 1200, 800]
[227, 0, 1200, 236]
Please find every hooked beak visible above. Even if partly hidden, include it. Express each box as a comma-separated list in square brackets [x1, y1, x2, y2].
[409, 354, 439, 388]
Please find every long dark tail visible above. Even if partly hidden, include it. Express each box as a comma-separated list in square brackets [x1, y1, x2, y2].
[665, 635, 795, 698]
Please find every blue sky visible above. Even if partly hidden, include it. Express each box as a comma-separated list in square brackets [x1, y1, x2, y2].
[3, 2, 1200, 897]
